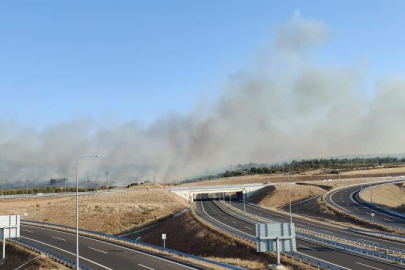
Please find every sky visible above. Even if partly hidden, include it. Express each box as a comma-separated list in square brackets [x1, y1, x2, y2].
[1, 1, 404, 128]
[1, 1, 405, 183]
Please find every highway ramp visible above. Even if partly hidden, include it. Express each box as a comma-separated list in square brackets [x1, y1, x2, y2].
[195, 194, 403, 270]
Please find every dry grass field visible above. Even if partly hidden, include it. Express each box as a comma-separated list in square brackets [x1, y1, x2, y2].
[341, 166, 405, 176]
[0, 241, 67, 270]
[0, 188, 188, 234]
[361, 183, 405, 208]
[249, 184, 326, 208]
[140, 212, 309, 270]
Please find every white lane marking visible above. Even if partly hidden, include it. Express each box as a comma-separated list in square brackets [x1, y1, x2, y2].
[231, 221, 237, 224]
[22, 230, 33, 233]
[22, 225, 197, 270]
[383, 218, 393, 222]
[299, 244, 316, 251]
[244, 226, 252, 230]
[89, 246, 108, 254]
[241, 198, 405, 247]
[52, 236, 66, 241]
[138, 264, 155, 270]
[199, 196, 254, 237]
[355, 262, 382, 270]
[223, 217, 227, 219]
[21, 236, 112, 270]
[295, 251, 351, 270]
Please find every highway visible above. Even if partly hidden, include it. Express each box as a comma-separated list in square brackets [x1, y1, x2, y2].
[19, 224, 204, 270]
[325, 181, 405, 229]
[195, 194, 403, 270]
[224, 193, 405, 251]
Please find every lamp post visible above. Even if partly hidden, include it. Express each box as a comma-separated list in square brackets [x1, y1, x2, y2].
[75, 155, 100, 270]
[288, 175, 293, 224]
[0, 169, 8, 199]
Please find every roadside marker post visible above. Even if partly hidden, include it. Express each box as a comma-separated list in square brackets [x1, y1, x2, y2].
[162, 233, 166, 249]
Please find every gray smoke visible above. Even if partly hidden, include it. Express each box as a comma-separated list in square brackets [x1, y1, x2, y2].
[1, 12, 404, 184]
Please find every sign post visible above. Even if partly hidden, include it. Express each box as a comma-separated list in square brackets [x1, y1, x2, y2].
[0, 215, 20, 262]
[162, 233, 166, 249]
[256, 222, 296, 269]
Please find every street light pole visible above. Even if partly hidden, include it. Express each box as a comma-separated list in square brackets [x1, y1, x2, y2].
[75, 155, 100, 270]
[288, 175, 293, 224]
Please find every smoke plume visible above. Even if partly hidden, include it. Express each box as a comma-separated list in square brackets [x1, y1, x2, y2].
[1, 12, 404, 184]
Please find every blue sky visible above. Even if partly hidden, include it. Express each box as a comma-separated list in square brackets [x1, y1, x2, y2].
[1, 1, 404, 129]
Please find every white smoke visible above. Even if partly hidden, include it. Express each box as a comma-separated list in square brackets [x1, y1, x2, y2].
[1, 12, 404, 184]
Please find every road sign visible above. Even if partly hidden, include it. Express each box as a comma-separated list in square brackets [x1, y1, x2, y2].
[0, 215, 20, 261]
[162, 234, 166, 240]
[0, 215, 20, 239]
[256, 222, 296, 253]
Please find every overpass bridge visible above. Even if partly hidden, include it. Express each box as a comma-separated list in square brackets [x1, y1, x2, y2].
[169, 183, 268, 203]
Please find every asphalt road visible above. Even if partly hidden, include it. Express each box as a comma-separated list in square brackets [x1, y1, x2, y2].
[19, 225, 204, 270]
[195, 194, 403, 270]
[324, 181, 405, 229]
[225, 194, 405, 251]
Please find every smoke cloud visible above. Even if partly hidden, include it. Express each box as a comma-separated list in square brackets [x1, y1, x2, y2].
[1, 12, 404, 184]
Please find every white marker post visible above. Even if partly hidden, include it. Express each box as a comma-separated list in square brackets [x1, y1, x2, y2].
[371, 213, 375, 222]
[162, 233, 166, 249]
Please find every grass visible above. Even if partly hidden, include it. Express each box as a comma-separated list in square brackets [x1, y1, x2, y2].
[140, 211, 313, 270]
[0, 241, 67, 270]
[361, 183, 405, 210]
[0, 189, 188, 234]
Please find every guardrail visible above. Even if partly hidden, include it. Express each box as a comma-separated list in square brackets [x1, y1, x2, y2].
[213, 196, 405, 266]
[298, 227, 404, 255]
[358, 183, 405, 219]
[297, 232, 405, 265]
[194, 202, 341, 270]
[22, 220, 246, 270]
[348, 227, 405, 243]
[9, 238, 92, 270]
[324, 180, 405, 232]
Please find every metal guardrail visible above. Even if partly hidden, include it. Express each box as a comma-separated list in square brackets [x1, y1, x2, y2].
[348, 227, 405, 242]
[298, 232, 405, 265]
[324, 180, 405, 232]
[358, 183, 405, 219]
[214, 197, 405, 266]
[22, 220, 246, 270]
[194, 203, 342, 270]
[298, 228, 404, 255]
[9, 238, 92, 270]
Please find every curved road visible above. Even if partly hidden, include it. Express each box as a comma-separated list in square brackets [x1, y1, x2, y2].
[195, 194, 403, 270]
[325, 181, 405, 229]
